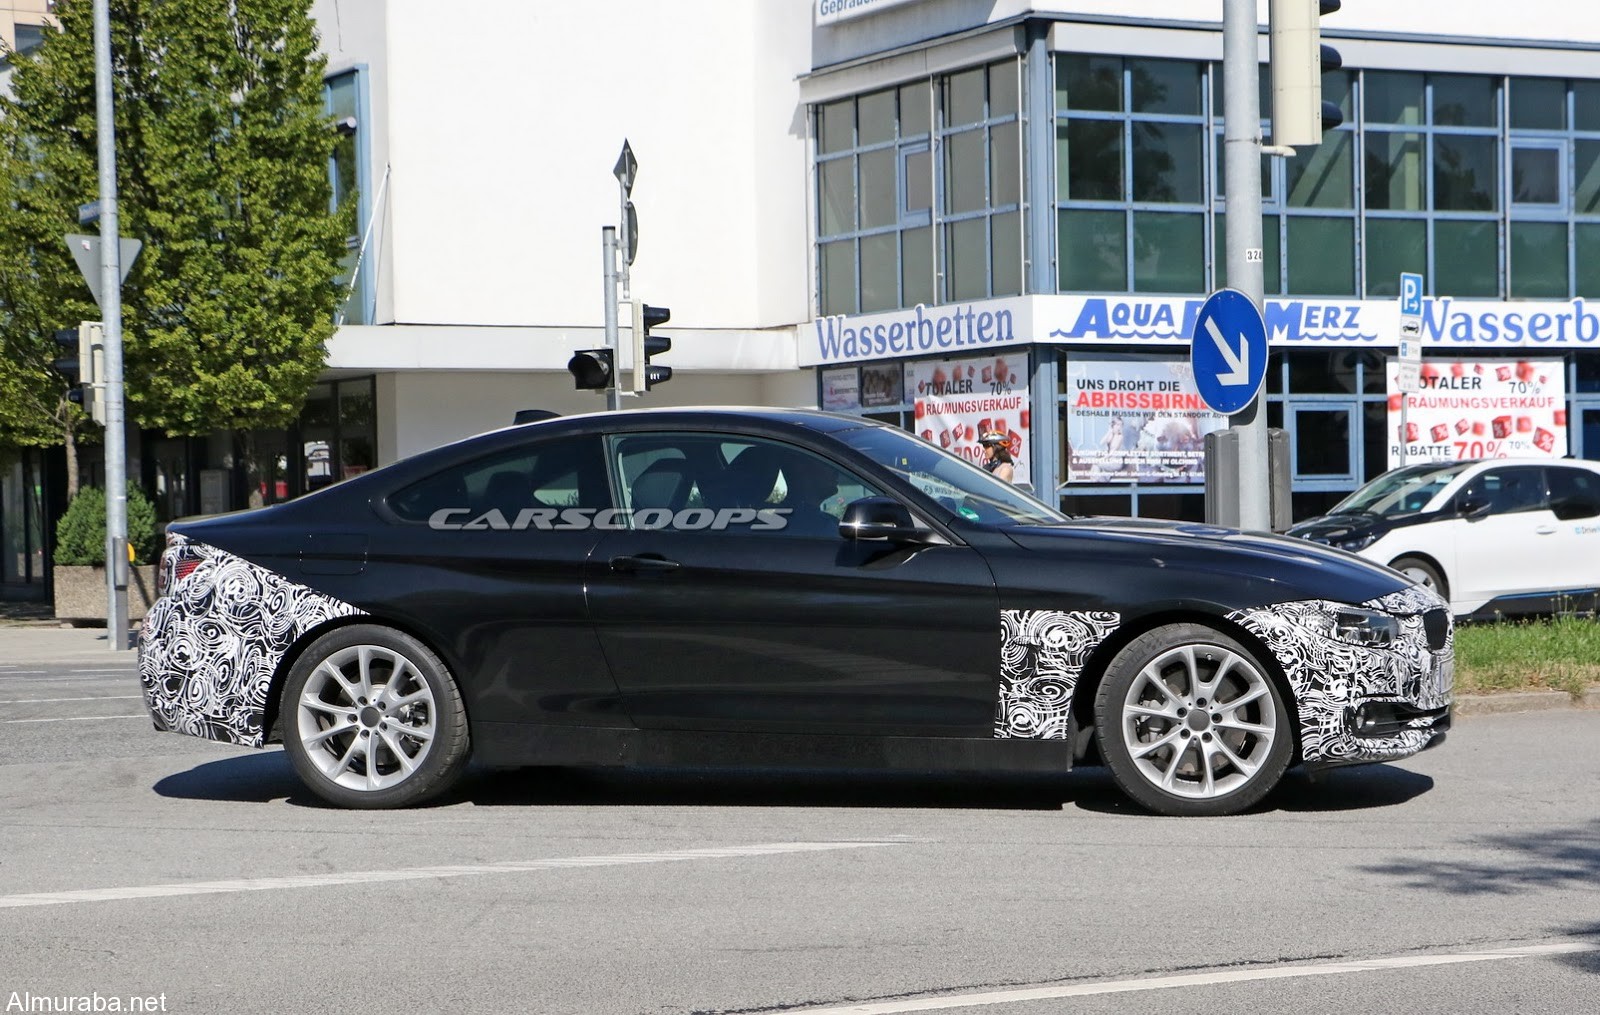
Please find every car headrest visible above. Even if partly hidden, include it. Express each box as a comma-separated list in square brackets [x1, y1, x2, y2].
[631, 457, 695, 512]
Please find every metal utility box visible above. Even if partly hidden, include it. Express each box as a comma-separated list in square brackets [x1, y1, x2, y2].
[1204, 428, 1292, 531]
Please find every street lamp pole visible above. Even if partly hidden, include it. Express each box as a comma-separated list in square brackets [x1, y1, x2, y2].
[92, 0, 130, 648]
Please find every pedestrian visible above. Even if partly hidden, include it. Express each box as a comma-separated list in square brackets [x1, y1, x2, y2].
[978, 430, 1016, 483]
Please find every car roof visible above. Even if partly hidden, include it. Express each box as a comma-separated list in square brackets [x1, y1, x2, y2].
[356, 406, 888, 491]
[504, 405, 879, 436]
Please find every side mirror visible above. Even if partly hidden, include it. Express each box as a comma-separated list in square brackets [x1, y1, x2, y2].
[839, 497, 938, 544]
[1457, 495, 1491, 519]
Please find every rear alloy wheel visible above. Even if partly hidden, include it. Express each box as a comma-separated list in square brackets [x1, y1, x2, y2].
[1390, 556, 1447, 601]
[1095, 624, 1292, 817]
[282, 625, 469, 808]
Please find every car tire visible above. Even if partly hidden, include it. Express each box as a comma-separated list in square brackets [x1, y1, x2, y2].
[281, 624, 470, 809]
[1390, 556, 1448, 601]
[1094, 623, 1292, 817]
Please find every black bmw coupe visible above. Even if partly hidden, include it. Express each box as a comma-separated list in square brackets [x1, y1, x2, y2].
[138, 408, 1452, 816]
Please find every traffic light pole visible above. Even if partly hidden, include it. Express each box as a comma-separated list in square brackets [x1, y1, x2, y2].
[1223, 0, 1271, 531]
[602, 227, 622, 412]
[93, 0, 130, 648]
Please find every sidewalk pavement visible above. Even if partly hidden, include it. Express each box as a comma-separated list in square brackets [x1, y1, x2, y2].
[0, 625, 139, 662]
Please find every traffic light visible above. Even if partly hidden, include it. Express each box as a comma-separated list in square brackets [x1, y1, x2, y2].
[566, 348, 614, 391]
[632, 302, 672, 391]
[1269, 0, 1342, 147]
[52, 322, 105, 423]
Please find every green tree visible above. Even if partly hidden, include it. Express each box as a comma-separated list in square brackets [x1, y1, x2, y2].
[53, 481, 158, 565]
[0, 0, 352, 502]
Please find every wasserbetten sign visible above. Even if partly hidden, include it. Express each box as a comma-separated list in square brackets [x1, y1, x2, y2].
[801, 295, 1600, 367]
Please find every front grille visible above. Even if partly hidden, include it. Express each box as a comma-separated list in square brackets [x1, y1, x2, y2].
[1422, 608, 1450, 650]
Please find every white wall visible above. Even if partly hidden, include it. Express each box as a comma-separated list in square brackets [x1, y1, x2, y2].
[371, 0, 813, 334]
[384, 370, 794, 462]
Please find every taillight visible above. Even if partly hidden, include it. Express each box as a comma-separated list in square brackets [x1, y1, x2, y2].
[157, 543, 202, 597]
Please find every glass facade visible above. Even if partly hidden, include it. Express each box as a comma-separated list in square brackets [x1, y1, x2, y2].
[816, 59, 1024, 315]
[819, 60, 1600, 311]
[811, 39, 1600, 521]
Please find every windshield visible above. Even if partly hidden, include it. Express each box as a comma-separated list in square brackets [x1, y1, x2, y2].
[837, 425, 1066, 527]
[1331, 461, 1474, 517]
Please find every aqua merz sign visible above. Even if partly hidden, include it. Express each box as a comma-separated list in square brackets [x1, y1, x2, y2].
[803, 296, 1600, 366]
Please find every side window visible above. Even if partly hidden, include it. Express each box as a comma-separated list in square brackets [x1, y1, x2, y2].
[1462, 466, 1548, 516]
[609, 433, 882, 538]
[387, 435, 609, 524]
[1549, 467, 1600, 520]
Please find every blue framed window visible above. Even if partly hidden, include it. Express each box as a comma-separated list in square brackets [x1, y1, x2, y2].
[815, 57, 1025, 316]
[325, 68, 373, 325]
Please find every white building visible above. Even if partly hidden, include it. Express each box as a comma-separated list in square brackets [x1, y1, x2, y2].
[306, 0, 1600, 522]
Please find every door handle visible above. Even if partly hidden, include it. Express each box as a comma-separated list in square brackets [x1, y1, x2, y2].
[610, 553, 682, 574]
[1535, 526, 1558, 535]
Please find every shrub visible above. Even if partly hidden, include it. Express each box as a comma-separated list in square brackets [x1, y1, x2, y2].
[53, 484, 159, 566]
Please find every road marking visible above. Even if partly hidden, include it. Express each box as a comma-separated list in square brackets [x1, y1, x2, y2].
[0, 840, 905, 909]
[788, 943, 1600, 1014]
[0, 714, 148, 724]
[0, 695, 142, 704]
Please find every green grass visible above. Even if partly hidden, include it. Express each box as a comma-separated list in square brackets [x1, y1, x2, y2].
[1455, 614, 1600, 697]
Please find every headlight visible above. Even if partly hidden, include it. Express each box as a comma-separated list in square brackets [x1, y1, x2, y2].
[1327, 606, 1399, 647]
[1331, 532, 1378, 552]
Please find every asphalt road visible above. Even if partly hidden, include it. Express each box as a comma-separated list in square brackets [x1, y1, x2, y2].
[1, 630, 1597, 1015]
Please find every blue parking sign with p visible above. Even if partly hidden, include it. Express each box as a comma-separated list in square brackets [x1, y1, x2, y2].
[1400, 272, 1423, 317]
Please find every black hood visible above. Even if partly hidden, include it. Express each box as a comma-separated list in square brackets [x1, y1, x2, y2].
[1004, 516, 1409, 607]
[1285, 511, 1388, 543]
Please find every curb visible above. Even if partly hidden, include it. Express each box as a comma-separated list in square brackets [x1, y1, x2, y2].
[1455, 689, 1600, 716]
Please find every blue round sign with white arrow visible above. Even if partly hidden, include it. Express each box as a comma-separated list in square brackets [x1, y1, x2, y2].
[1191, 288, 1267, 416]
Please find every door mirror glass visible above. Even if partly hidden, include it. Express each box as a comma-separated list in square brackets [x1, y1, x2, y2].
[839, 497, 937, 543]
[1457, 494, 1491, 519]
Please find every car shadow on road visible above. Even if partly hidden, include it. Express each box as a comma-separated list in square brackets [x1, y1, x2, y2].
[458, 765, 1124, 811]
[152, 749, 320, 806]
[153, 752, 1431, 815]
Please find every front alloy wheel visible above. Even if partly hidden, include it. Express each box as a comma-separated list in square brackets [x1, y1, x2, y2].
[282, 625, 469, 808]
[1095, 624, 1292, 816]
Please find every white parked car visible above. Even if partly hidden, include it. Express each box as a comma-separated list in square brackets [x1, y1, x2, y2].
[1288, 458, 1600, 619]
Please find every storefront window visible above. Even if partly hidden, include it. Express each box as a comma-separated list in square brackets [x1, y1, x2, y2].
[1365, 133, 1425, 211]
[1510, 77, 1565, 130]
[1132, 211, 1203, 293]
[1433, 219, 1499, 296]
[1059, 208, 1125, 291]
[1366, 71, 1424, 126]
[1432, 74, 1498, 127]
[1433, 135, 1499, 211]
[1286, 217, 1355, 294]
[1510, 221, 1568, 298]
[1366, 218, 1426, 297]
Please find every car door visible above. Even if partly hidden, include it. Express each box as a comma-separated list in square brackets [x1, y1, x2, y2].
[1450, 465, 1559, 607]
[372, 433, 626, 729]
[585, 430, 1001, 737]
[1545, 465, 1600, 596]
